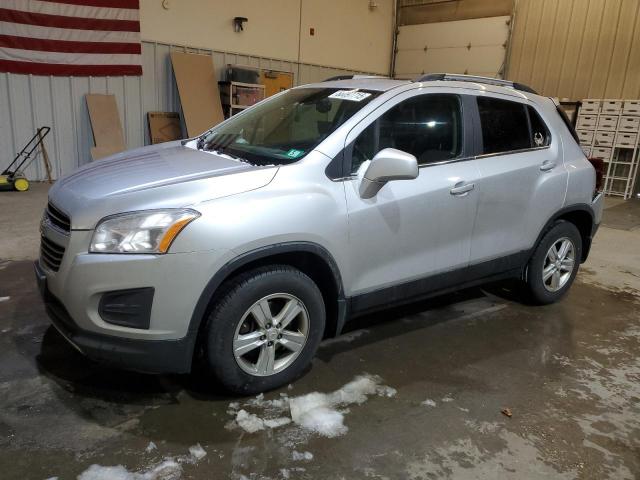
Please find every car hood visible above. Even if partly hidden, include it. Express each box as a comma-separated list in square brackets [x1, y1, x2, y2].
[49, 141, 278, 229]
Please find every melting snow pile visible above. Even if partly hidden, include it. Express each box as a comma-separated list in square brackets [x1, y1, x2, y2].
[234, 409, 291, 433]
[188, 444, 207, 460]
[76, 443, 207, 480]
[228, 374, 396, 438]
[77, 460, 181, 480]
[292, 451, 314, 461]
[145, 442, 157, 453]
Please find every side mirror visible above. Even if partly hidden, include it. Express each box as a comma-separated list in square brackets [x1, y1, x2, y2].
[359, 148, 418, 199]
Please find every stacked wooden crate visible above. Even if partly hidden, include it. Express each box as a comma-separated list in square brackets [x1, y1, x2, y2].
[576, 99, 640, 199]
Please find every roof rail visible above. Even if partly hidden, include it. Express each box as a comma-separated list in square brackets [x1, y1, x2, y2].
[323, 74, 389, 82]
[416, 73, 538, 94]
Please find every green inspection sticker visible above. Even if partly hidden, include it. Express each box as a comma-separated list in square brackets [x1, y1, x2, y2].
[286, 149, 304, 158]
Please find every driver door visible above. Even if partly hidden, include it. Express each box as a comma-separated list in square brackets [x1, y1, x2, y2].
[343, 91, 481, 312]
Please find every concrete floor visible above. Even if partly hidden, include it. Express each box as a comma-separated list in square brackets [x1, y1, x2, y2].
[0, 184, 639, 480]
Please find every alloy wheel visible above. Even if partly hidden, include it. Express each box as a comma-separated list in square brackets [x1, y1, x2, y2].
[232, 293, 310, 376]
[542, 237, 575, 292]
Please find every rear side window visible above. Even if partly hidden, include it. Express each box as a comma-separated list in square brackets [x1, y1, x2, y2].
[350, 93, 462, 173]
[477, 97, 530, 154]
[527, 106, 551, 147]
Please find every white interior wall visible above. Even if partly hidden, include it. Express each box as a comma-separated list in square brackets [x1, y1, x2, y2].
[0, 41, 371, 181]
[139, 0, 302, 63]
[298, 0, 394, 74]
[140, 0, 393, 75]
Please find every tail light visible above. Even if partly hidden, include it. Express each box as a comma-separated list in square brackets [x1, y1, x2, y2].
[587, 157, 604, 192]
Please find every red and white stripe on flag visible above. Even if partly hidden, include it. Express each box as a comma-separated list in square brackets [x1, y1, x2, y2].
[0, 0, 142, 76]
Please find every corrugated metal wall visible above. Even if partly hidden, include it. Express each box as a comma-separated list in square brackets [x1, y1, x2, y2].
[0, 41, 371, 181]
[507, 0, 640, 100]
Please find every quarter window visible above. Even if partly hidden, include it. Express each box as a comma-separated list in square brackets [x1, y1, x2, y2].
[350, 94, 463, 173]
[527, 106, 551, 147]
[477, 97, 530, 154]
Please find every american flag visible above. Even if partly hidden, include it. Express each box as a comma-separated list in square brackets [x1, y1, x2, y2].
[0, 0, 142, 76]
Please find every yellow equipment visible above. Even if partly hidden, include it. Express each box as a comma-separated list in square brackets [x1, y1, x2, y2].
[1, 126, 50, 192]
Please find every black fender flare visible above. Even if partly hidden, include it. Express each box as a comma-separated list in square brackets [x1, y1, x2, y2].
[528, 203, 596, 266]
[182, 241, 347, 367]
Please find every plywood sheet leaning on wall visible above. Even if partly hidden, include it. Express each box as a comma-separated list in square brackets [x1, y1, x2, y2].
[86, 94, 126, 161]
[170, 52, 224, 137]
[148, 112, 182, 144]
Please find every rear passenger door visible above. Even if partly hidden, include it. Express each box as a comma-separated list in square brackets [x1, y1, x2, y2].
[469, 95, 567, 269]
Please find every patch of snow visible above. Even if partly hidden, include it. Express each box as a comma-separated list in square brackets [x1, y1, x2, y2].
[280, 468, 290, 479]
[292, 403, 346, 437]
[441, 396, 454, 403]
[145, 442, 157, 453]
[0, 296, 10, 302]
[289, 374, 396, 437]
[234, 409, 292, 433]
[188, 444, 207, 460]
[77, 460, 181, 480]
[229, 374, 396, 440]
[263, 417, 292, 428]
[421, 399, 436, 407]
[292, 451, 314, 461]
[235, 409, 266, 433]
[246, 393, 288, 410]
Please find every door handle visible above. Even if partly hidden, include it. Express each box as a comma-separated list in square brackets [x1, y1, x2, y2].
[540, 160, 556, 171]
[450, 182, 475, 196]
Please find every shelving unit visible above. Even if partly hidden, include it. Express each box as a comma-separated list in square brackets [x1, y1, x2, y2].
[576, 99, 640, 199]
[218, 81, 265, 118]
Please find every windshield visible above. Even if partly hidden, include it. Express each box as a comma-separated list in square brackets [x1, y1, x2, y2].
[197, 87, 381, 165]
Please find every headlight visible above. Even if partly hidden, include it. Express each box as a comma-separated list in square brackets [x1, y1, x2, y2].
[90, 209, 200, 254]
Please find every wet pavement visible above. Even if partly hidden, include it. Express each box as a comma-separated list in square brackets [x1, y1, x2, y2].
[1, 253, 639, 479]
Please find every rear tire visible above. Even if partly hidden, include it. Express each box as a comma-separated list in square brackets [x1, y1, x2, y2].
[203, 265, 325, 394]
[524, 220, 582, 305]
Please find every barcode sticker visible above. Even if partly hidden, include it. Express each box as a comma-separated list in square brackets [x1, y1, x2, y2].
[328, 90, 371, 102]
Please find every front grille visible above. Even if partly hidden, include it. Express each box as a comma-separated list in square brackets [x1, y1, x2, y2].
[40, 236, 66, 272]
[46, 202, 71, 233]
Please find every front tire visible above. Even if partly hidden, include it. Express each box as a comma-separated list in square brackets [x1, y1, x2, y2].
[524, 220, 582, 305]
[203, 265, 325, 394]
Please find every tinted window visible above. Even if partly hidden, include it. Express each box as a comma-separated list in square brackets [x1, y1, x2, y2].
[351, 94, 462, 173]
[477, 97, 530, 154]
[528, 106, 551, 147]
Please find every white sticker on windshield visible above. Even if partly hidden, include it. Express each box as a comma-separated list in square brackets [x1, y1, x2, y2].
[328, 90, 372, 102]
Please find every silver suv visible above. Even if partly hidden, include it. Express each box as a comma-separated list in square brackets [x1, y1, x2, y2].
[36, 74, 603, 393]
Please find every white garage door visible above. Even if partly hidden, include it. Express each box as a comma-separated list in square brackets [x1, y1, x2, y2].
[394, 16, 511, 80]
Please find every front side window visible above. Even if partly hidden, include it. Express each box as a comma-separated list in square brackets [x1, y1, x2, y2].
[350, 94, 463, 173]
[477, 97, 530, 154]
[197, 88, 380, 166]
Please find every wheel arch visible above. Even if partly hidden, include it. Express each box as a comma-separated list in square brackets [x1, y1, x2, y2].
[185, 242, 347, 369]
[533, 204, 595, 263]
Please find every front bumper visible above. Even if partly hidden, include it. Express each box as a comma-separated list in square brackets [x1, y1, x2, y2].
[36, 261, 194, 373]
